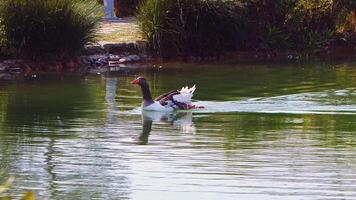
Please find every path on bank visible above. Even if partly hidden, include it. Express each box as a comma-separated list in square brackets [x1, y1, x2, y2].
[96, 17, 143, 45]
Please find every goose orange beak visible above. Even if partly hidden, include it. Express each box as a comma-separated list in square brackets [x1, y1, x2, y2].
[131, 79, 139, 84]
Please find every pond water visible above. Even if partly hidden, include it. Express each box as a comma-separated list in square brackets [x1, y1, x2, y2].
[1, 62, 356, 199]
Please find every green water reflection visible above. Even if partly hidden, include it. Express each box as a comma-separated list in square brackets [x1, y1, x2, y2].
[0, 62, 356, 199]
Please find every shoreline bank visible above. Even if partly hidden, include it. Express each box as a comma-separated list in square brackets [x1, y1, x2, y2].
[1, 42, 356, 82]
[1, 38, 355, 82]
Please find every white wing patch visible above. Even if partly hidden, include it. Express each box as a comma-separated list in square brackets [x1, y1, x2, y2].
[172, 85, 196, 104]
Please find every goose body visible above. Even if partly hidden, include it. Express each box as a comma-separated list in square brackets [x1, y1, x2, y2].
[131, 77, 202, 112]
[143, 101, 175, 112]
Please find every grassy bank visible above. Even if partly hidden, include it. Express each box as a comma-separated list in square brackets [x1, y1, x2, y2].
[137, 0, 356, 58]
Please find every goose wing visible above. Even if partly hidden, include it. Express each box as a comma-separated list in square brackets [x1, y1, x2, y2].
[155, 90, 180, 105]
[154, 90, 178, 101]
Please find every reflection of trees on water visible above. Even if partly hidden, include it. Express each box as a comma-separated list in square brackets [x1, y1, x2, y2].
[42, 77, 131, 199]
[300, 114, 356, 148]
[2, 80, 105, 131]
[139, 63, 356, 101]
[0, 94, 7, 128]
[0, 79, 131, 199]
[193, 113, 356, 150]
[0, 80, 107, 198]
[0, 75, 356, 198]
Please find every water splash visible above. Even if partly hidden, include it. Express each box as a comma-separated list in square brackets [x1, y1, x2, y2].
[193, 89, 356, 115]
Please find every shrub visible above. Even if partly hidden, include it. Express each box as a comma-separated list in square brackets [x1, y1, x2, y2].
[137, 0, 356, 57]
[285, 0, 336, 51]
[240, 0, 297, 50]
[0, 0, 100, 61]
[334, 0, 356, 32]
[137, 0, 243, 57]
[241, 0, 337, 51]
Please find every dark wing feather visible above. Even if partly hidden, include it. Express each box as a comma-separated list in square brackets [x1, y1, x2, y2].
[155, 90, 180, 105]
[154, 90, 178, 101]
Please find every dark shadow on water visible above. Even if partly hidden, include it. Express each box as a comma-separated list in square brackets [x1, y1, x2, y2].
[138, 118, 152, 145]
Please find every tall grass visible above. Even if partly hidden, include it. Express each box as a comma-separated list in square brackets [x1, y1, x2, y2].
[137, 0, 242, 57]
[244, 0, 337, 51]
[0, 0, 100, 61]
[137, 0, 170, 54]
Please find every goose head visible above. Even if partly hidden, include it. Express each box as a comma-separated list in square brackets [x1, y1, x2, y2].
[131, 77, 154, 106]
[131, 77, 147, 86]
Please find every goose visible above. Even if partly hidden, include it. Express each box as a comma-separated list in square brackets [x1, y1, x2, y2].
[131, 77, 203, 112]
